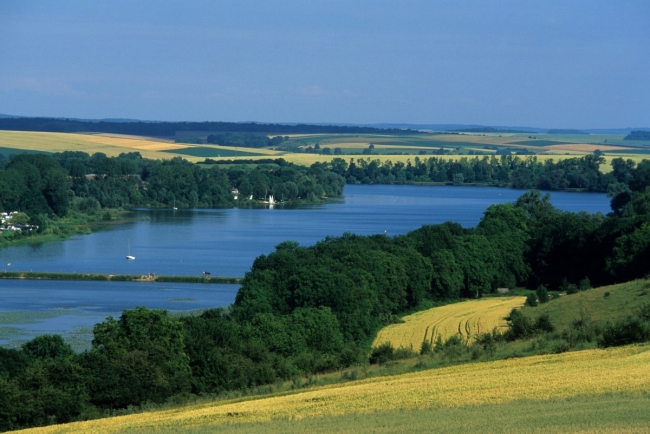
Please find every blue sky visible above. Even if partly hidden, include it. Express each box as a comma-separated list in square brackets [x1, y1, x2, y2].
[1, 1, 648, 128]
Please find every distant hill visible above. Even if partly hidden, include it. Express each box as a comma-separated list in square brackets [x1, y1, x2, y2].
[450, 126, 536, 134]
[624, 130, 650, 141]
[547, 129, 588, 135]
[0, 117, 420, 137]
[370, 123, 541, 133]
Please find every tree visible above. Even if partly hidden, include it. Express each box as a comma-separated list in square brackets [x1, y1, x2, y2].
[90, 307, 191, 406]
[22, 335, 74, 360]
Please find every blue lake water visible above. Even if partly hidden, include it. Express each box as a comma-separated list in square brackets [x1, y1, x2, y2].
[0, 185, 611, 348]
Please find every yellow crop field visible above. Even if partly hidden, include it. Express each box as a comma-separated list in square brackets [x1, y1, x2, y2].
[0, 130, 188, 159]
[546, 143, 637, 152]
[21, 344, 650, 433]
[372, 297, 526, 350]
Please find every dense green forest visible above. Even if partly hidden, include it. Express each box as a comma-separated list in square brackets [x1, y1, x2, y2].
[0, 153, 345, 223]
[3, 169, 650, 429]
[328, 153, 618, 192]
[0, 117, 417, 136]
[205, 132, 286, 148]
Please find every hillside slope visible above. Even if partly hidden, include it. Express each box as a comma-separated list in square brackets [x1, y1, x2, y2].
[20, 344, 650, 433]
[522, 280, 650, 330]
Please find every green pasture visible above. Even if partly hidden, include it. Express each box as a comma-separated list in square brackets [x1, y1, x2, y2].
[118, 393, 650, 434]
[521, 279, 650, 331]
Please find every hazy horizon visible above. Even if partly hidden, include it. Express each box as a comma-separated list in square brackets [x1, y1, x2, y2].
[1, 1, 648, 129]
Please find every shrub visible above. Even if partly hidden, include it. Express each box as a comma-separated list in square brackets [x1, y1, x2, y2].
[369, 342, 394, 364]
[536, 285, 549, 303]
[420, 340, 433, 355]
[474, 329, 499, 358]
[578, 277, 592, 291]
[525, 293, 538, 307]
[598, 317, 650, 348]
[534, 314, 555, 333]
[441, 335, 465, 360]
[504, 309, 535, 341]
[561, 278, 579, 294]
[393, 346, 417, 360]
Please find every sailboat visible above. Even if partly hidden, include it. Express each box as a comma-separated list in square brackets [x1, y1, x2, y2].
[126, 240, 135, 260]
[173, 199, 178, 210]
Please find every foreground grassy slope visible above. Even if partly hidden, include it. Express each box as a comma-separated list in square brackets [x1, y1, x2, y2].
[522, 279, 650, 330]
[373, 296, 526, 349]
[119, 394, 650, 434]
[20, 344, 650, 433]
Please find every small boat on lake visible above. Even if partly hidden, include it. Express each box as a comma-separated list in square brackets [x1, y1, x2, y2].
[126, 240, 135, 260]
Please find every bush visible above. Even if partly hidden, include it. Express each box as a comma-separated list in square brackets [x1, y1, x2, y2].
[369, 342, 394, 364]
[536, 285, 549, 303]
[504, 309, 535, 341]
[525, 293, 538, 307]
[369, 342, 416, 364]
[441, 335, 465, 360]
[534, 314, 555, 333]
[578, 277, 592, 291]
[598, 317, 650, 348]
[561, 278, 579, 294]
[598, 304, 650, 348]
[474, 329, 499, 358]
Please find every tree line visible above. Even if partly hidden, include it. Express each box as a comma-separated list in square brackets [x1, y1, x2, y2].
[624, 130, 650, 140]
[0, 153, 345, 225]
[0, 117, 418, 136]
[205, 132, 285, 148]
[326, 153, 617, 192]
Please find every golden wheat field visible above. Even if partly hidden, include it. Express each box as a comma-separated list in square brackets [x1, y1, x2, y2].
[19, 344, 650, 433]
[0, 131, 189, 160]
[372, 297, 526, 350]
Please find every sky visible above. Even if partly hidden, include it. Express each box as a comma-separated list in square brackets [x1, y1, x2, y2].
[0, 1, 648, 128]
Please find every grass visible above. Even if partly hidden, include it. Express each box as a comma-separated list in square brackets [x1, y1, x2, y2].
[116, 394, 650, 434]
[20, 344, 650, 433]
[521, 279, 650, 331]
[372, 296, 526, 350]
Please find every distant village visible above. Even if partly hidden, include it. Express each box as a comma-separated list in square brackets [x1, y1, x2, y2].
[0, 212, 39, 233]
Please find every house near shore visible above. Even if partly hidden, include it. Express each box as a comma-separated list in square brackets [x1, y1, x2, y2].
[1, 212, 38, 231]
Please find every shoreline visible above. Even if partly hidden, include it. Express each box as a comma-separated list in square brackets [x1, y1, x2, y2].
[0, 270, 243, 284]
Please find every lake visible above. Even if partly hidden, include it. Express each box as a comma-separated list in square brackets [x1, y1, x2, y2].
[0, 185, 611, 348]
